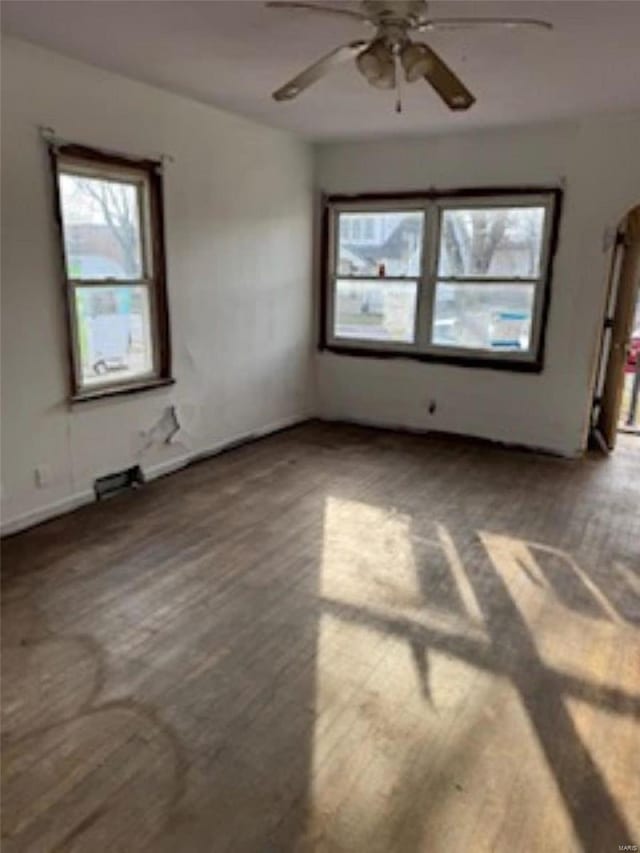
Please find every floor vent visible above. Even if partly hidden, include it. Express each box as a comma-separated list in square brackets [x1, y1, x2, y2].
[94, 465, 145, 501]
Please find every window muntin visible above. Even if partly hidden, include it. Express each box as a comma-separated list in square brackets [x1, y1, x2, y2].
[53, 148, 171, 399]
[326, 192, 557, 367]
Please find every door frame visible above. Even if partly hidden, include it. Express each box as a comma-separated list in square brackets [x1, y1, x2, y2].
[591, 205, 640, 449]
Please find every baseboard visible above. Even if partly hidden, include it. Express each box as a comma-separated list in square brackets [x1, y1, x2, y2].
[0, 489, 95, 537]
[188, 412, 314, 466]
[1, 412, 313, 538]
[143, 412, 313, 481]
[142, 452, 193, 483]
[318, 414, 579, 459]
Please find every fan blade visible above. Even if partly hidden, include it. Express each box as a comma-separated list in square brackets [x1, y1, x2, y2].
[272, 40, 369, 101]
[265, 2, 370, 23]
[419, 44, 475, 111]
[419, 17, 553, 32]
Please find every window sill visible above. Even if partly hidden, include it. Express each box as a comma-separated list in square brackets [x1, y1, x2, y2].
[321, 344, 543, 373]
[71, 376, 175, 404]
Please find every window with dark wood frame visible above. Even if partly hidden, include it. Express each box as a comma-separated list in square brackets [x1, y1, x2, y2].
[321, 188, 562, 372]
[50, 144, 172, 401]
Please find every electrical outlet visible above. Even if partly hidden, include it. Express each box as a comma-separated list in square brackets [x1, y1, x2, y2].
[34, 464, 52, 488]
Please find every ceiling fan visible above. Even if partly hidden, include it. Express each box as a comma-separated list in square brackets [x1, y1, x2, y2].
[267, 0, 552, 112]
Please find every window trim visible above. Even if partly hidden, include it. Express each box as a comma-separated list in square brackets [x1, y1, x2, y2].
[320, 186, 563, 373]
[49, 143, 173, 402]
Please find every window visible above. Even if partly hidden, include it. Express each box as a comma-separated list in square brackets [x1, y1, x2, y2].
[323, 190, 561, 370]
[51, 144, 172, 400]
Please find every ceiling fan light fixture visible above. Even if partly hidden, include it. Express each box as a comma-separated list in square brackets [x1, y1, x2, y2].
[356, 40, 395, 89]
[370, 63, 396, 89]
[401, 42, 433, 83]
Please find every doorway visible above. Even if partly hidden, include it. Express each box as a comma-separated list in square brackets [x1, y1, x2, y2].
[591, 205, 640, 450]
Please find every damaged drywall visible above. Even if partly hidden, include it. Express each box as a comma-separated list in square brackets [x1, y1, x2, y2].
[135, 403, 209, 459]
[136, 406, 182, 456]
[171, 403, 207, 448]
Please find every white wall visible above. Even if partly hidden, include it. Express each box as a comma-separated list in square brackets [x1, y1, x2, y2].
[1, 38, 314, 533]
[3, 36, 639, 537]
[315, 114, 640, 456]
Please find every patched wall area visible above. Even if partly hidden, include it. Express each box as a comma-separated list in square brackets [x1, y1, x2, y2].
[0, 37, 315, 533]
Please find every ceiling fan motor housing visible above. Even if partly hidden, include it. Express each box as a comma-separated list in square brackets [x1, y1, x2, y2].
[355, 1, 436, 89]
[268, 0, 552, 111]
[362, 0, 430, 29]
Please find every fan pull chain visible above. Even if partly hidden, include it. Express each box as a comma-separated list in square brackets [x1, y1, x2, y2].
[395, 57, 402, 113]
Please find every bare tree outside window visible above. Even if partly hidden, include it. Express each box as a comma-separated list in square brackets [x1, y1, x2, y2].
[75, 178, 141, 277]
[442, 209, 509, 276]
[328, 193, 557, 364]
[434, 206, 546, 350]
[54, 148, 171, 399]
[60, 174, 142, 280]
[439, 207, 545, 278]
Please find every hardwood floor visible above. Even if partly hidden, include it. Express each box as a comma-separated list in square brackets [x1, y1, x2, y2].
[2, 421, 639, 853]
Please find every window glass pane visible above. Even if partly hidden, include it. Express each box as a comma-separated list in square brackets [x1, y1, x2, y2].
[59, 173, 144, 279]
[338, 212, 424, 277]
[74, 286, 154, 387]
[334, 279, 417, 343]
[432, 282, 535, 352]
[438, 207, 546, 279]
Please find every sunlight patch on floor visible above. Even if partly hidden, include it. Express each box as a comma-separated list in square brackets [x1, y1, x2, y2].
[319, 497, 422, 611]
[565, 695, 640, 838]
[480, 531, 640, 691]
[300, 498, 582, 852]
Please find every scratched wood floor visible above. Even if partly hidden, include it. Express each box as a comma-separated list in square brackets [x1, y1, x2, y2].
[2, 421, 639, 853]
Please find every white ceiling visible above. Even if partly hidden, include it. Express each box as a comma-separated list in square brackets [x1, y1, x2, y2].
[2, 1, 640, 141]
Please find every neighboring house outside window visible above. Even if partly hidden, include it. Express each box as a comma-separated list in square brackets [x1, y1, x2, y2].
[50, 144, 172, 400]
[324, 189, 561, 371]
